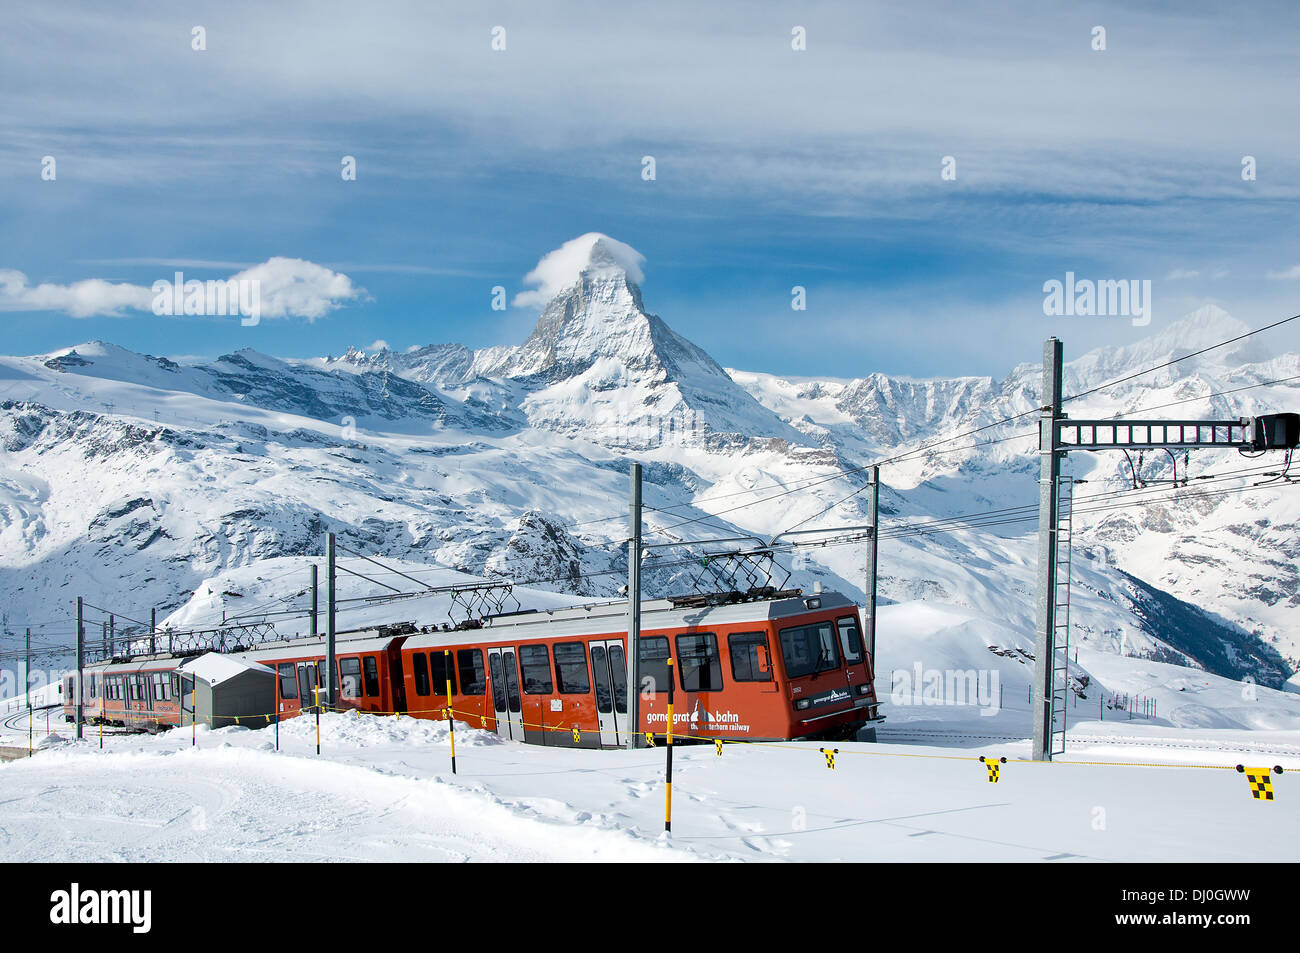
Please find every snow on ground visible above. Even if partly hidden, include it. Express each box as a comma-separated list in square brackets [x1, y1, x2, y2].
[3, 701, 1298, 863]
[5, 598, 1300, 862]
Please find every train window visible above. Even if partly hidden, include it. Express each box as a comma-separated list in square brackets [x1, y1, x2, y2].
[458, 649, 486, 695]
[430, 651, 458, 696]
[608, 645, 628, 714]
[518, 645, 552, 695]
[157, 673, 170, 701]
[171, 673, 180, 698]
[590, 646, 612, 713]
[676, 634, 723, 692]
[412, 653, 430, 696]
[339, 658, 363, 699]
[779, 621, 841, 679]
[90, 677, 97, 700]
[502, 651, 522, 712]
[553, 642, 591, 694]
[729, 633, 773, 682]
[489, 653, 508, 712]
[129, 677, 139, 701]
[363, 656, 380, 697]
[638, 637, 671, 693]
[837, 617, 864, 664]
[277, 663, 298, 699]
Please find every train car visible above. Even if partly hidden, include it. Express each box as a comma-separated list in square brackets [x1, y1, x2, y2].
[64, 657, 184, 732]
[397, 589, 882, 747]
[235, 625, 412, 720]
[60, 590, 882, 748]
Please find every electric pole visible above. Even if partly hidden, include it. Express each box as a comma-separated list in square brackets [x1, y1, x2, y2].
[75, 597, 84, 740]
[1031, 338, 1064, 762]
[863, 465, 881, 742]
[626, 462, 642, 749]
[310, 563, 319, 638]
[864, 465, 880, 662]
[326, 535, 336, 708]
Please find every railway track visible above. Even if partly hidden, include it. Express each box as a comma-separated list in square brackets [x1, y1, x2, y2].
[2, 704, 140, 738]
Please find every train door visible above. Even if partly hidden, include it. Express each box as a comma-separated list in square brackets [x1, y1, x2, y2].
[486, 647, 524, 741]
[588, 639, 629, 747]
[296, 662, 319, 712]
[388, 649, 407, 714]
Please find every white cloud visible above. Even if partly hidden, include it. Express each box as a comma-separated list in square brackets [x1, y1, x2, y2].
[1166, 268, 1199, 280]
[1266, 265, 1300, 280]
[0, 269, 153, 317]
[367, 339, 389, 351]
[230, 257, 362, 321]
[0, 258, 361, 320]
[512, 233, 645, 309]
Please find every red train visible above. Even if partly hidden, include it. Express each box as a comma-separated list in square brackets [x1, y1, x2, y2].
[67, 589, 883, 745]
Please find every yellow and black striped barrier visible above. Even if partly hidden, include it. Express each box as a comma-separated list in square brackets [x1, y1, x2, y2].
[819, 747, 838, 770]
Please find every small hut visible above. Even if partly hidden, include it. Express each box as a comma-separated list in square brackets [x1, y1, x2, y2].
[178, 653, 275, 730]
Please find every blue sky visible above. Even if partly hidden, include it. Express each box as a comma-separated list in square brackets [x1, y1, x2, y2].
[2, 0, 1299, 378]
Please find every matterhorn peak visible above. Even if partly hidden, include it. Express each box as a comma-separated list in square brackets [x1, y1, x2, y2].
[512, 233, 646, 309]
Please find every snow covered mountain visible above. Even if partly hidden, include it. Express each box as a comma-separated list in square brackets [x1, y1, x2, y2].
[1, 237, 1296, 704]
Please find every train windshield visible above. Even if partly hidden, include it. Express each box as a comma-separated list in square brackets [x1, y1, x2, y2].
[779, 621, 840, 679]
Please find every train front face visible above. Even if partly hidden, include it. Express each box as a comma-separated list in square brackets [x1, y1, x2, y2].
[776, 601, 882, 741]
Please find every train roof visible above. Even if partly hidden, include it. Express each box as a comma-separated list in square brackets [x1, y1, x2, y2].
[401, 590, 857, 650]
[74, 591, 859, 669]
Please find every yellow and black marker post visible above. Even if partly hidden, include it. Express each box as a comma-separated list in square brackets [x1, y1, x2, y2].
[820, 747, 838, 769]
[1237, 764, 1283, 800]
[445, 649, 457, 775]
[665, 658, 674, 835]
[314, 685, 321, 755]
[979, 755, 1007, 782]
[191, 684, 196, 748]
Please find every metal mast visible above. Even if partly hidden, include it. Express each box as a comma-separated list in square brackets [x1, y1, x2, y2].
[75, 597, 84, 740]
[626, 462, 642, 749]
[1031, 338, 1064, 762]
[326, 534, 337, 708]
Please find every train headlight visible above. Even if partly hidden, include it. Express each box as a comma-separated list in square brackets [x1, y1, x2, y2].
[794, 698, 811, 710]
[856, 684, 872, 696]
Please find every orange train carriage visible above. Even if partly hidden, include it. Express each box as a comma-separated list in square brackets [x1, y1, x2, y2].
[66, 590, 883, 745]
[63, 659, 184, 733]
[66, 627, 411, 729]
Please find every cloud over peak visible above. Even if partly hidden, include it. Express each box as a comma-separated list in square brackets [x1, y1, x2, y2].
[513, 233, 645, 309]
